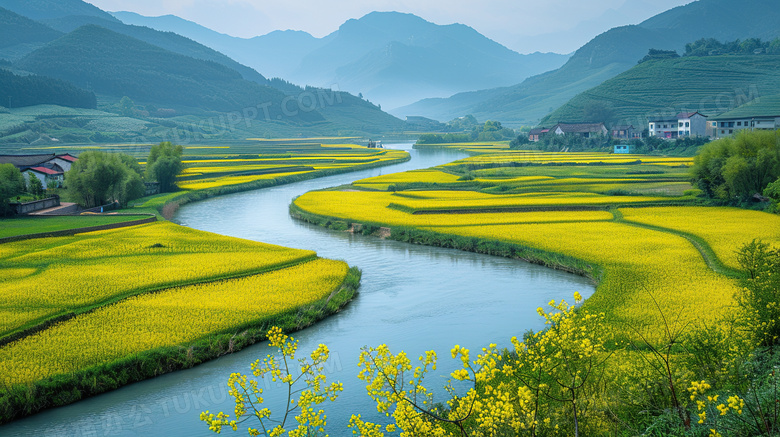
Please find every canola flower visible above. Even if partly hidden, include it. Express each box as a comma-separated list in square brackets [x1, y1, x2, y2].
[176, 145, 408, 191]
[201, 326, 343, 437]
[230, 294, 611, 436]
[207, 293, 758, 436]
[295, 191, 614, 228]
[455, 151, 693, 166]
[0, 259, 348, 386]
[354, 170, 462, 187]
[687, 379, 745, 431]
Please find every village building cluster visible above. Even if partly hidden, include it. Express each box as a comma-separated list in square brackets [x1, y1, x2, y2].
[528, 95, 780, 147]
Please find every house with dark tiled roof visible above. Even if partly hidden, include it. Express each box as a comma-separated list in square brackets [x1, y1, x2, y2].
[550, 123, 608, 138]
[677, 112, 708, 137]
[0, 154, 57, 170]
[711, 94, 780, 138]
[611, 125, 639, 139]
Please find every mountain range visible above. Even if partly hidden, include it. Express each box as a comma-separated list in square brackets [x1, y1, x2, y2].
[397, 0, 780, 126]
[110, 11, 570, 110]
[0, 1, 268, 85]
[14, 25, 300, 116]
[3, 0, 779, 139]
[0, 0, 407, 137]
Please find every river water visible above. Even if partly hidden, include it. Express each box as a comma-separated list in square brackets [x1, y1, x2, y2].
[3, 144, 594, 436]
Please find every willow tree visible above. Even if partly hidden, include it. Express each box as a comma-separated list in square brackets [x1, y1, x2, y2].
[145, 142, 184, 192]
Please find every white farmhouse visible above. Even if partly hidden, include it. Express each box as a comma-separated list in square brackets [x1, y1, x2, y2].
[648, 112, 707, 139]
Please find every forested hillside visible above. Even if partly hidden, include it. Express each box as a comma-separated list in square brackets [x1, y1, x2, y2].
[0, 69, 96, 109]
[15, 25, 318, 120]
[0, 7, 61, 49]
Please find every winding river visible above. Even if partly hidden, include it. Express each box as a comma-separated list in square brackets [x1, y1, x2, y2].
[4, 144, 595, 436]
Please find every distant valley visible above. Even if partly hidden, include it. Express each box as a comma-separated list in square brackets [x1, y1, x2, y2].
[111, 11, 569, 110]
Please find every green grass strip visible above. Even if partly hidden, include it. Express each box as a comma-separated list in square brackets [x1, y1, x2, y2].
[0, 215, 154, 240]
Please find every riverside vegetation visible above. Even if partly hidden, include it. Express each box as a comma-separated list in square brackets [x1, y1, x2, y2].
[218, 134, 780, 435]
[0, 140, 410, 423]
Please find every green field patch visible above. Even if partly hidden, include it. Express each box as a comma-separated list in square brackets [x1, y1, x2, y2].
[0, 215, 150, 239]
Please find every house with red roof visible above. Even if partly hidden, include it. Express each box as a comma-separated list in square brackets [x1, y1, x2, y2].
[1, 153, 78, 190]
[49, 154, 78, 172]
[24, 166, 64, 190]
[528, 127, 549, 142]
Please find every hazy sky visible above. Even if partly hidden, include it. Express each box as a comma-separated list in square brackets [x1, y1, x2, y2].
[84, 0, 693, 54]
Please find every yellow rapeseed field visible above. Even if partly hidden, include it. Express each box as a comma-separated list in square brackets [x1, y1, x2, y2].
[295, 191, 614, 227]
[0, 259, 348, 386]
[0, 222, 315, 336]
[297, 188, 740, 341]
[354, 170, 462, 187]
[178, 171, 314, 190]
[175, 145, 408, 191]
[620, 206, 780, 269]
[456, 151, 693, 166]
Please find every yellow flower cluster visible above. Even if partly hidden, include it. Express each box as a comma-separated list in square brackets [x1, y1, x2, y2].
[342, 294, 608, 436]
[687, 379, 744, 431]
[201, 326, 343, 436]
